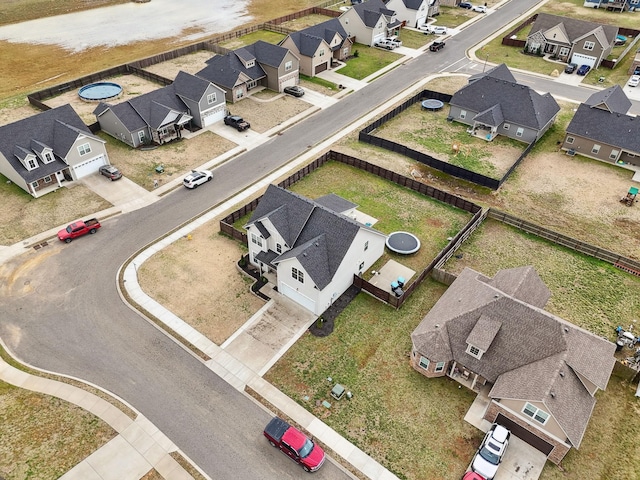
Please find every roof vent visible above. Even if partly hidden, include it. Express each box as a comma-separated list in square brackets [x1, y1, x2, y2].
[303, 253, 307, 257]
[559, 371, 565, 377]
[563, 327, 569, 333]
[435, 324, 440, 329]
[550, 392, 556, 398]
[315, 242, 319, 247]
[494, 294, 499, 298]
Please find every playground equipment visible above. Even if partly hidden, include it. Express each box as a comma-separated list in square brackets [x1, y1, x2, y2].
[620, 186, 638, 207]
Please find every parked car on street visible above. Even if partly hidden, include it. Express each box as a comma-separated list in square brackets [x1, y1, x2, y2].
[564, 62, 578, 74]
[283, 85, 305, 97]
[459, 2, 473, 8]
[429, 41, 446, 52]
[224, 114, 251, 131]
[471, 423, 511, 480]
[471, 5, 487, 12]
[57, 218, 101, 243]
[182, 170, 213, 189]
[99, 165, 122, 181]
[576, 64, 591, 76]
[628, 75, 640, 87]
[263, 417, 326, 472]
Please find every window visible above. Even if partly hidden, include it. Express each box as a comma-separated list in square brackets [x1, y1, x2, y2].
[207, 92, 217, 104]
[364, 241, 369, 251]
[27, 158, 37, 169]
[285, 60, 292, 71]
[292, 267, 304, 283]
[584, 41, 595, 51]
[251, 233, 263, 247]
[276, 243, 282, 254]
[609, 149, 619, 160]
[343, 47, 349, 57]
[31, 181, 38, 189]
[235, 88, 244, 99]
[44, 175, 52, 183]
[592, 144, 601, 154]
[359, 261, 364, 271]
[466, 344, 482, 359]
[566, 136, 574, 144]
[516, 127, 524, 137]
[435, 362, 445, 373]
[523, 403, 550, 425]
[138, 131, 146, 143]
[319, 49, 325, 57]
[43, 152, 54, 163]
[503, 123, 510, 131]
[78, 143, 91, 155]
[419, 356, 430, 370]
[459, 110, 467, 120]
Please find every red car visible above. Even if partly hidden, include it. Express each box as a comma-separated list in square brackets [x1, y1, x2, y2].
[263, 417, 325, 472]
[463, 471, 486, 480]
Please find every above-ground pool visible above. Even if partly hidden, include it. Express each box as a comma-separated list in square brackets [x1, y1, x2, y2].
[78, 82, 123, 102]
[386, 231, 421, 255]
[421, 99, 444, 111]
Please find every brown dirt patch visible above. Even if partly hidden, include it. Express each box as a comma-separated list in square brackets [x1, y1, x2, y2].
[225, 92, 313, 133]
[137, 221, 265, 345]
[144, 51, 214, 80]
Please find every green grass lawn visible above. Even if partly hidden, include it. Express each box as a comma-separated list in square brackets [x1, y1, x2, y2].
[336, 43, 402, 80]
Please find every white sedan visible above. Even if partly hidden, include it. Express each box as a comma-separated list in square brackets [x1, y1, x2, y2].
[183, 170, 213, 189]
[472, 5, 487, 12]
[629, 75, 640, 87]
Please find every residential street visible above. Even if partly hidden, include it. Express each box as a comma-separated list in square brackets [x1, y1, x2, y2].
[1, 0, 634, 477]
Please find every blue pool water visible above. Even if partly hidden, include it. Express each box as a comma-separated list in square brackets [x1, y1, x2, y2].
[78, 82, 123, 101]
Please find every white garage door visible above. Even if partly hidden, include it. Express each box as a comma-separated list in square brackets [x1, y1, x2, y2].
[280, 283, 316, 313]
[202, 104, 226, 127]
[571, 53, 596, 68]
[280, 77, 296, 90]
[73, 154, 106, 179]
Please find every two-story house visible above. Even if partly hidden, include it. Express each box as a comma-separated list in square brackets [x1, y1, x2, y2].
[279, 18, 354, 77]
[0, 104, 111, 198]
[197, 41, 300, 103]
[524, 13, 618, 69]
[245, 185, 387, 315]
[411, 266, 616, 465]
[94, 71, 226, 147]
[385, 0, 439, 29]
[339, 0, 402, 47]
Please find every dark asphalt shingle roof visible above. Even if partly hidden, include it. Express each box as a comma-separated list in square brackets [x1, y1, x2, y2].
[286, 18, 349, 55]
[529, 12, 618, 47]
[247, 185, 383, 290]
[0, 104, 97, 183]
[411, 266, 616, 448]
[350, 0, 395, 28]
[314, 193, 357, 213]
[583, 84, 631, 114]
[450, 64, 560, 132]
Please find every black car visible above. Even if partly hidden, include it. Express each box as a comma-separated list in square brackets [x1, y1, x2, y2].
[564, 63, 578, 74]
[429, 41, 446, 52]
[459, 2, 473, 8]
[224, 115, 251, 131]
[283, 85, 304, 97]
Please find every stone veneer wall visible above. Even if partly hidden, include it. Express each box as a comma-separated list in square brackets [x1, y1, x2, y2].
[484, 402, 571, 465]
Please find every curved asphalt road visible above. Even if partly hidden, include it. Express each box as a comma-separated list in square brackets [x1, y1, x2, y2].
[4, 0, 630, 477]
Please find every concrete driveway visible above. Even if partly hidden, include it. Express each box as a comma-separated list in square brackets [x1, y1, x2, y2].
[81, 173, 152, 212]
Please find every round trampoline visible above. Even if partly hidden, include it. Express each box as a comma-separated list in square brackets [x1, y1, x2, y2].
[386, 231, 421, 255]
[421, 99, 444, 111]
[78, 82, 123, 102]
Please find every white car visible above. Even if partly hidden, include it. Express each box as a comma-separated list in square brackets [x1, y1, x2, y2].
[471, 424, 510, 480]
[629, 75, 640, 87]
[183, 170, 213, 189]
[421, 25, 448, 35]
[472, 5, 487, 12]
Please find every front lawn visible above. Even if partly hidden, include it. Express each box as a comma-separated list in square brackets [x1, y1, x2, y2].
[336, 43, 402, 80]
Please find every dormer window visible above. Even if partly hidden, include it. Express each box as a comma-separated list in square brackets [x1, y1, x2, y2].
[43, 151, 54, 164]
[466, 344, 483, 359]
[27, 158, 37, 169]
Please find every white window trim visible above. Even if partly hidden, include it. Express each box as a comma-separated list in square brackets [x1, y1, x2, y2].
[78, 143, 91, 156]
[435, 362, 445, 373]
[27, 158, 37, 169]
[285, 60, 293, 71]
[419, 356, 430, 370]
[460, 110, 467, 120]
[466, 344, 483, 359]
[566, 136, 574, 144]
[503, 123, 510, 131]
[44, 175, 52, 183]
[207, 92, 217, 104]
[584, 41, 595, 51]
[610, 150, 619, 160]
[522, 402, 550, 425]
[592, 144, 601, 154]
[516, 127, 524, 137]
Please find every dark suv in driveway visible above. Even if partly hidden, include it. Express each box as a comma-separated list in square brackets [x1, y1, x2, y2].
[564, 63, 578, 74]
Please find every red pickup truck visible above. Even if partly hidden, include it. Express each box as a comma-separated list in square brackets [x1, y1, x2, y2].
[57, 218, 101, 243]
[263, 417, 325, 472]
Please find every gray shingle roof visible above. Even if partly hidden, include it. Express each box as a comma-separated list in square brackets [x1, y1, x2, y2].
[247, 185, 384, 290]
[566, 103, 640, 154]
[350, 0, 393, 27]
[314, 193, 357, 213]
[411, 266, 616, 448]
[529, 12, 618, 47]
[286, 18, 349, 55]
[0, 104, 97, 183]
[469, 64, 516, 84]
[450, 64, 560, 131]
[583, 84, 632, 114]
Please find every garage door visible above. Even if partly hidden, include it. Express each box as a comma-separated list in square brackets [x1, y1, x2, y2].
[495, 414, 554, 455]
[73, 154, 106, 179]
[202, 104, 226, 127]
[314, 62, 328, 75]
[280, 77, 296, 90]
[570, 53, 596, 68]
[280, 283, 316, 313]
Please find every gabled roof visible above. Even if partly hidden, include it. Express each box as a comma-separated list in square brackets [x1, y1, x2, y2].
[583, 85, 631, 114]
[247, 185, 384, 290]
[173, 70, 223, 103]
[411, 266, 616, 449]
[285, 18, 349, 56]
[529, 13, 618, 47]
[0, 104, 99, 183]
[314, 193, 357, 213]
[400, 0, 426, 10]
[450, 64, 560, 132]
[348, 0, 395, 27]
[469, 64, 516, 84]
[566, 87, 640, 153]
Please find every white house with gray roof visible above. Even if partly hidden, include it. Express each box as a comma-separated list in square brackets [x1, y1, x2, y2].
[245, 185, 386, 315]
[94, 71, 226, 148]
[339, 0, 402, 47]
[385, 0, 438, 29]
[197, 41, 300, 103]
[279, 18, 353, 77]
[411, 266, 616, 464]
[0, 104, 111, 198]
[561, 85, 640, 167]
[449, 64, 560, 144]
